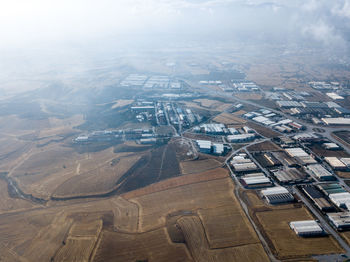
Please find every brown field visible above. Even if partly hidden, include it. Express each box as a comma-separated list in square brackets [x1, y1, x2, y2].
[333, 130, 350, 149]
[0, 178, 37, 213]
[129, 178, 237, 231]
[336, 171, 350, 179]
[177, 216, 268, 262]
[52, 153, 142, 198]
[110, 197, 139, 232]
[180, 159, 222, 174]
[54, 219, 102, 262]
[246, 121, 281, 138]
[198, 205, 259, 248]
[240, 189, 344, 259]
[94, 228, 192, 262]
[183, 132, 223, 142]
[235, 93, 263, 100]
[242, 190, 266, 209]
[123, 167, 229, 199]
[0, 164, 271, 262]
[111, 99, 134, 109]
[341, 232, 350, 246]
[54, 238, 97, 262]
[256, 207, 343, 259]
[247, 140, 281, 152]
[213, 112, 246, 125]
[308, 143, 350, 158]
[194, 99, 232, 111]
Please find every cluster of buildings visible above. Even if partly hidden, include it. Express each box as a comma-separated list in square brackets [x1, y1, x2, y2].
[301, 182, 350, 231]
[74, 128, 157, 144]
[263, 81, 350, 125]
[131, 100, 201, 129]
[120, 74, 148, 87]
[194, 123, 258, 143]
[264, 90, 310, 101]
[232, 81, 260, 92]
[309, 81, 340, 91]
[230, 154, 275, 189]
[196, 140, 225, 155]
[324, 157, 350, 171]
[120, 74, 182, 90]
[243, 109, 304, 133]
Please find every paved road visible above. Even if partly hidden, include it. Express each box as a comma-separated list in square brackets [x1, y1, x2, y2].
[224, 140, 280, 262]
[196, 84, 350, 154]
[189, 82, 350, 259]
[293, 186, 350, 257]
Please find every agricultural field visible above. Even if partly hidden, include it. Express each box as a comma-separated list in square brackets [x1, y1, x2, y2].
[213, 112, 246, 125]
[241, 190, 343, 260]
[180, 159, 222, 174]
[176, 216, 268, 262]
[0, 165, 271, 262]
[255, 207, 343, 259]
[246, 121, 281, 138]
[247, 140, 281, 152]
[307, 143, 350, 158]
[194, 99, 232, 111]
[235, 93, 263, 101]
[333, 130, 350, 148]
[111, 99, 134, 109]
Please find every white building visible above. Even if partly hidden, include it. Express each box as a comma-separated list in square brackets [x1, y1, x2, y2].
[307, 164, 334, 181]
[289, 220, 325, 237]
[329, 192, 350, 209]
[261, 187, 294, 204]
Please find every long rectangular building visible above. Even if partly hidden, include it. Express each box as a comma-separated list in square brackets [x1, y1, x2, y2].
[302, 185, 334, 212]
[261, 187, 294, 204]
[289, 220, 325, 237]
[273, 168, 308, 184]
[325, 157, 348, 170]
[328, 212, 350, 230]
[307, 164, 334, 181]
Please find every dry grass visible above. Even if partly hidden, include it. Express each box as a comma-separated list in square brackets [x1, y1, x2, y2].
[194, 99, 232, 112]
[177, 216, 269, 262]
[54, 238, 97, 262]
[111, 99, 134, 109]
[53, 153, 142, 198]
[180, 159, 222, 174]
[110, 197, 139, 232]
[131, 177, 236, 232]
[246, 121, 280, 138]
[198, 205, 259, 248]
[256, 207, 344, 259]
[122, 167, 229, 199]
[247, 140, 281, 152]
[235, 93, 263, 100]
[0, 179, 37, 213]
[213, 112, 246, 125]
[93, 228, 192, 262]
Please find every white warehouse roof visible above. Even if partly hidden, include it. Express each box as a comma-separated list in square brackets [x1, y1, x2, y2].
[329, 192, 350, 209]
[261, 186, 289, 196]
[290, 220, 324, 236]
[285, 148, 309, 157]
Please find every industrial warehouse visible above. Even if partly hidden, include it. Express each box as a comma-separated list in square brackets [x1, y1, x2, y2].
[289, 221, 325, 237]
[261, 187, 294, 204]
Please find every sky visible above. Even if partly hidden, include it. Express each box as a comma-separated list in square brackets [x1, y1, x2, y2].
[0, 0, 349, 50]
[0, 0, 349, 93]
